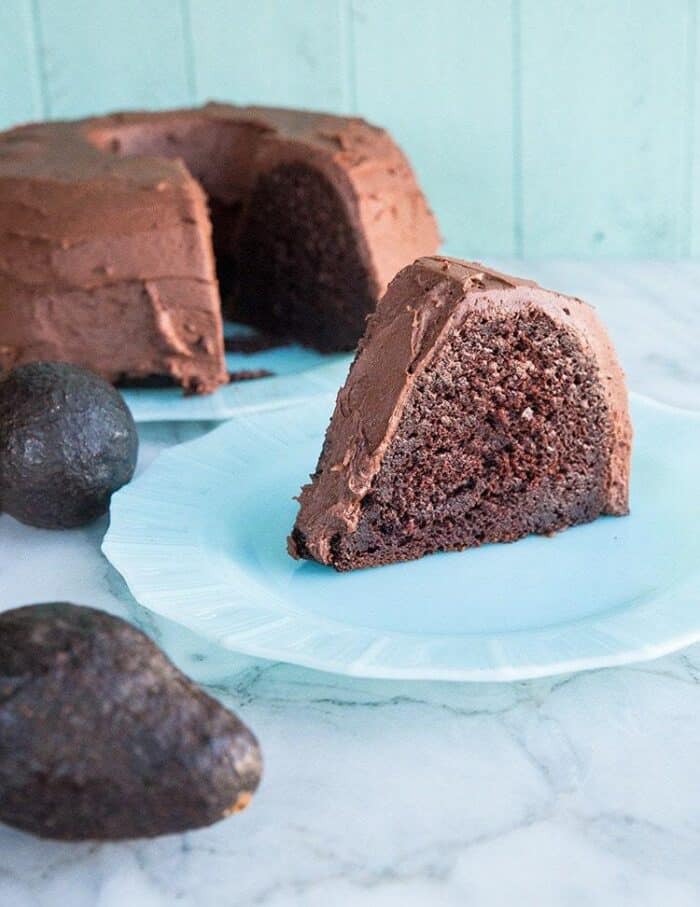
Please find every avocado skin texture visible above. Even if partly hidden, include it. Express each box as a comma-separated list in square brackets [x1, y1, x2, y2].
[0, 362, 138, 528]
[0, 603, 263, 840]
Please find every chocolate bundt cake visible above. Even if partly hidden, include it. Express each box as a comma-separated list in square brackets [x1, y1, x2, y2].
[0, 104, 439, 394]
[289, 257, 632, 571]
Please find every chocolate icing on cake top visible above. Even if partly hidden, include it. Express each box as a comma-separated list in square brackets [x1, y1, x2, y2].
[290, 256, 632, 564]
[0, 104, 439, 291]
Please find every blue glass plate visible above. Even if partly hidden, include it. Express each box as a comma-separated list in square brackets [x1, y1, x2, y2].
[103, 394, 700, 681]
[121, 323, 353, 423]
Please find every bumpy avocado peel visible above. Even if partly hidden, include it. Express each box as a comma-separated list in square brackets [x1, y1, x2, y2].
[0, 362, 138, 528]
[0, 603, 262, 840]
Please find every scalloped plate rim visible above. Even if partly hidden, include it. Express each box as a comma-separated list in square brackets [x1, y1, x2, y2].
[103, 392, 700, 682]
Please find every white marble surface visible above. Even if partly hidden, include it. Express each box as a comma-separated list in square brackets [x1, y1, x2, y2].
[1, 262, 700, 907]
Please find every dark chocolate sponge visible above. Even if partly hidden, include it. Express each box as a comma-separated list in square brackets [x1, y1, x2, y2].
[237, 162, 376, 351]
[0, 362, 138, 529]
[289, 257, 632, 571]
[0, 603, 262, 841]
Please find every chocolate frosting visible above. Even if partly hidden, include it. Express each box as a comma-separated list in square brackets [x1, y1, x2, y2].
[0, 104, 439, 391]
[290, 256, 633, 564]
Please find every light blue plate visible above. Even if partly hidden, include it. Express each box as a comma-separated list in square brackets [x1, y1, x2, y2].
[103, 394, 700, 681]
[121, 322, 353, 423]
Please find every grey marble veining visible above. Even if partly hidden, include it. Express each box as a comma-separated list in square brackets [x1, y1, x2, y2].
[1, 263, 699, 907]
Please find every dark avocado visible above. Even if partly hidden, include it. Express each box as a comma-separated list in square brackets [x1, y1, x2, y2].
[0, 603, 262, 841]
[0, 362, 138, 528]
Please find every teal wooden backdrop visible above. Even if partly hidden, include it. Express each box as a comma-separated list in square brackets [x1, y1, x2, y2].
[0, 0, 697, 259]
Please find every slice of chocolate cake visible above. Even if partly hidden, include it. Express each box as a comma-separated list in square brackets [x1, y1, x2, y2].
[289, 257, 632, 571]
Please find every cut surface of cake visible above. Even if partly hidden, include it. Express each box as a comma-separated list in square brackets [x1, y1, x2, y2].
[0, 104, 439, 393]
[289, 257, 632, 571]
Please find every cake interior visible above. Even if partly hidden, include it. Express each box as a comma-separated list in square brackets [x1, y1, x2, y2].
[237, 163, 374, 352]
[302, 308, 617, 571]
[94, 120, 374, 351]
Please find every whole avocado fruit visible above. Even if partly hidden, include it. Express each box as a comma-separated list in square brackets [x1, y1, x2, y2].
[0, 603, 263, 841]
[0, 362, 138, 528]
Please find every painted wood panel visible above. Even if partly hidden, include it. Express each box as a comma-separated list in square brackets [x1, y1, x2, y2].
[188, 0, 346, 111]
[0, 0, 699, 258]
[520, 0, 691, 258]
[351, 0, 516, 258]
[0, 0, 43, 129]
[690, 0, 700, 257]
[34, 0, 192, 118]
